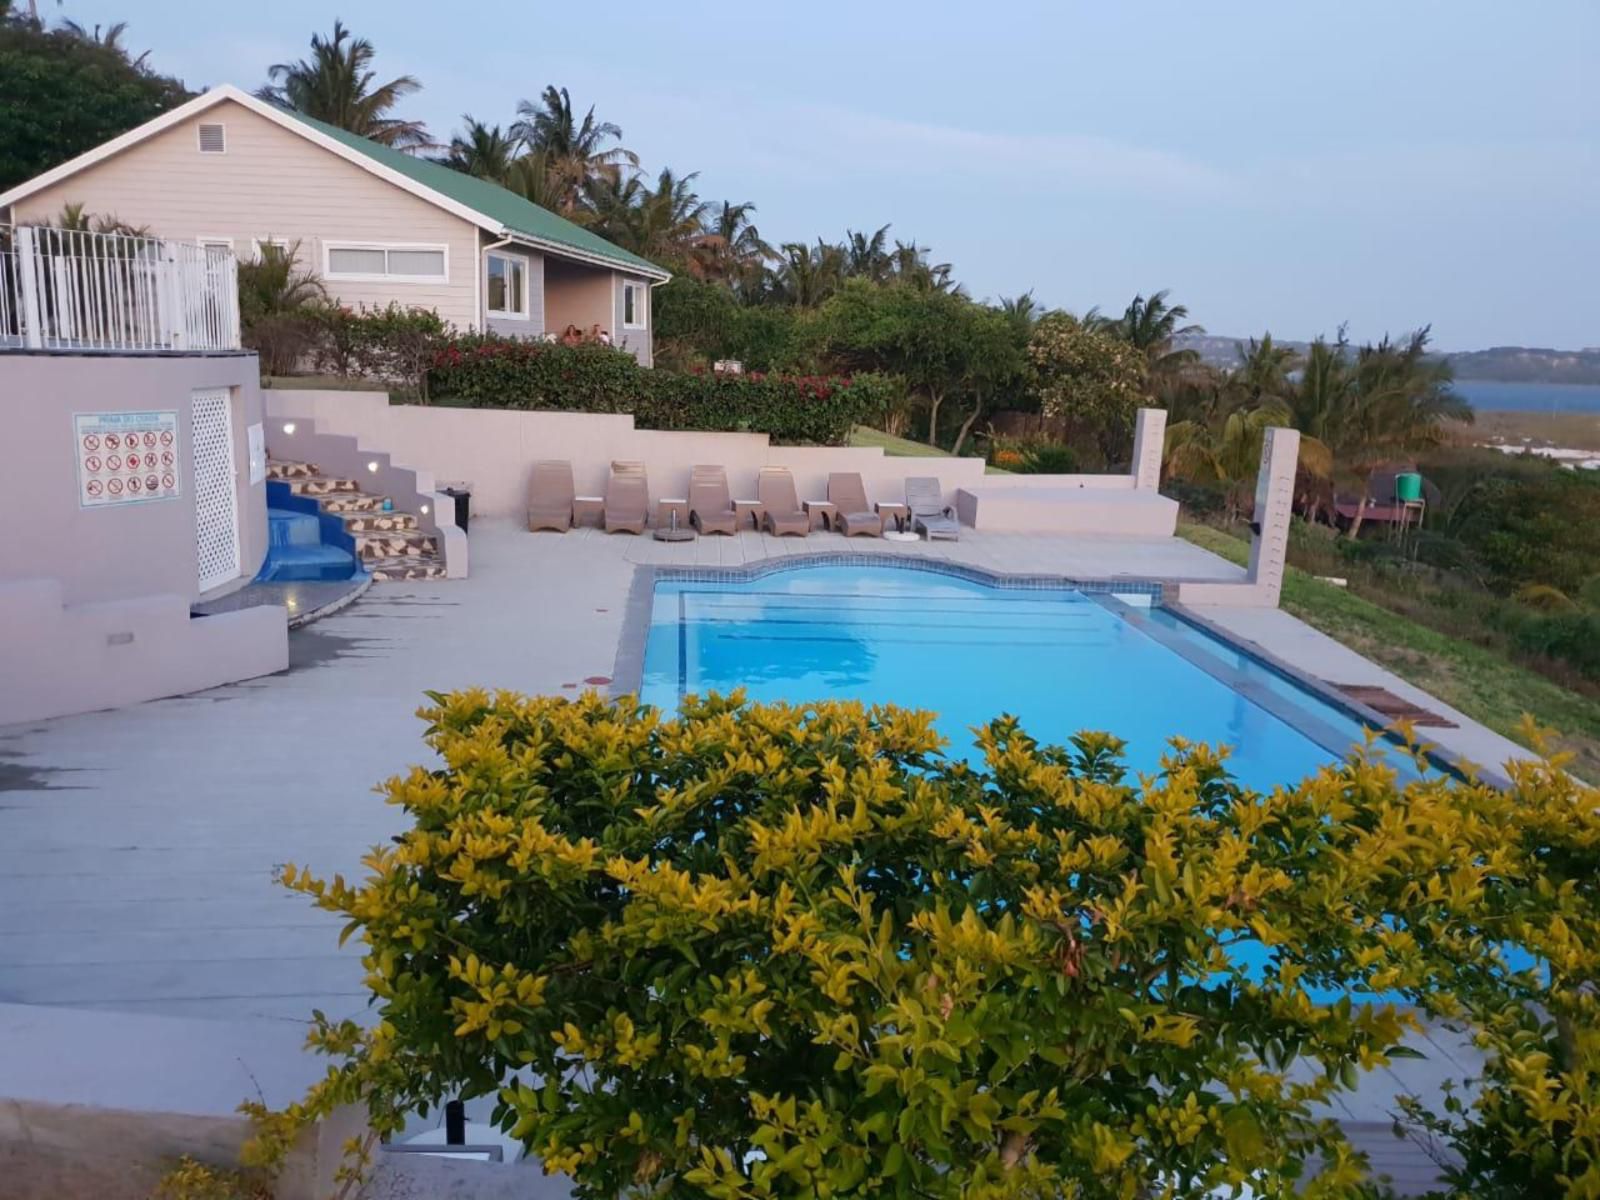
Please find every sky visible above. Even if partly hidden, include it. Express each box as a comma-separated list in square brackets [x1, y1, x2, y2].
[52, 0, 1600, 350]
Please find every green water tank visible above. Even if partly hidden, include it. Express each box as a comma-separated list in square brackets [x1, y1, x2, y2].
[1395, 472, 1423, 502]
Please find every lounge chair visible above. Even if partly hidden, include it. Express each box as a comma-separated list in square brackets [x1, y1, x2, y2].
[906, 477, 960, 541]
[604, 461, 648, 534]
[526, 460, 574, 532]
[688, 465, 738, 535]
[756, 467, 810, 537]
[826, 473, 883, 537]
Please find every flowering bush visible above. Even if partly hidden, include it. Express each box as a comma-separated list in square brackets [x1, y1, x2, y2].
[1028, 315, 1148, 462]
[427, 337, 890, 445]
[248, 692, 1599, 1200]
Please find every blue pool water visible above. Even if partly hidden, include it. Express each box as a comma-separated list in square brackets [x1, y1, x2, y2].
[641, 565, 1396, 791]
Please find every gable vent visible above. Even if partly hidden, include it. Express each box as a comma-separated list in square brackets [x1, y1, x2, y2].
[197, 123, 226, 154]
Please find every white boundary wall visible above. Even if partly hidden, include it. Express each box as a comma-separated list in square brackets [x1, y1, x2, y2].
[263, 392, 1172, 525]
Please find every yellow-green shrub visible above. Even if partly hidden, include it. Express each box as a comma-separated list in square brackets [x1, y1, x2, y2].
[264, 692, 1600, 1199]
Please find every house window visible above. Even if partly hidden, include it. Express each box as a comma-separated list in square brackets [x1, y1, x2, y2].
[252, 237, 290, 262]
[197, 237, 234, 258]
[486, 251, 528, 318]
[622, 280, 646, 329]
[197, 123, 226, 154]
[323, 242, 448, 282]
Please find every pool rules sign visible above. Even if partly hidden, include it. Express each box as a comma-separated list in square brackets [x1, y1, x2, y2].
[75, 411, 181, 508]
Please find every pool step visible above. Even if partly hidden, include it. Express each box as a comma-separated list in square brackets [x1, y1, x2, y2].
[340, 511, 419, 532]
[267, 458, 448, 585]
[355, 529, 439, 563]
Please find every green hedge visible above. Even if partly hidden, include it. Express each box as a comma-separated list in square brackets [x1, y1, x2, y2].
[425, 338, 888, 445]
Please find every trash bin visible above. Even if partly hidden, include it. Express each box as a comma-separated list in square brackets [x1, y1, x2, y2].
[440, 486, 471, 535]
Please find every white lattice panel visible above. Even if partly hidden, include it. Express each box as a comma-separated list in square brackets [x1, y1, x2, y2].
[191, 388, 239, 591]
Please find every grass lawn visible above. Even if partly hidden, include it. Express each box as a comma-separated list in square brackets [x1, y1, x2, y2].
[1180, 522, 1600, 777]
[848, 426, 1012, 473]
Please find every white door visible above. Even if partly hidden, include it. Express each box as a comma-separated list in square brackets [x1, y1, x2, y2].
[191, 387, 240, 591]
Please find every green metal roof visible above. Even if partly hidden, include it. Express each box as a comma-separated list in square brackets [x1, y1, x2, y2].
[277, 107, 669, 279]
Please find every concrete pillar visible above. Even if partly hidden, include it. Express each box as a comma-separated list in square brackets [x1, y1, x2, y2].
[1246, 426, 1300, 605]
[1175, 425, 1300, 609]
[1131, 407, 1166, 490]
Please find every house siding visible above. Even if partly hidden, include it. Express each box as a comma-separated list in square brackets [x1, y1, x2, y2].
[10, 98, 481, 330]
[613, 273, 653, 366]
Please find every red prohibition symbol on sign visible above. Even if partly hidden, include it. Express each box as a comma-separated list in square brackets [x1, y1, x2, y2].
[162, 472, 175, 489]
[160, 430, 174, 446]
[142, 432, 157, 447]
[104, 433, 120, 449]
[107, 478, 124, 495]
[128, 477, 143, 493]
[86, 480, 103, 497]
[142, 452, 156, 468]
[83, 434, 100, 451]
[84, 455, 102, 472]
[145, 474, 159, 492]
[161, 450, 174, 466]
[107, 454, 122, 471]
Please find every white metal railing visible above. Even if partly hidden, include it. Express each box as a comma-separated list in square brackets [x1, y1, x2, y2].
[0, 223, 240, 353]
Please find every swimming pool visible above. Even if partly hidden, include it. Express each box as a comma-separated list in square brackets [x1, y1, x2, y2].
[638, 563, 1405, 790]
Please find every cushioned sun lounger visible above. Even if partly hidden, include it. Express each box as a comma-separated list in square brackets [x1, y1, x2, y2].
[526, 460, 575, 532]
[604, 461, 649, 534]
[906, 476, 960, 540]
[689, 465, 738, 535]
[827, 472, 883, 536]
[757, 467, 810, 537]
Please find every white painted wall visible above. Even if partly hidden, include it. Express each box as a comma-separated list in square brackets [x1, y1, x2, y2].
[262, 393, 1173, 527]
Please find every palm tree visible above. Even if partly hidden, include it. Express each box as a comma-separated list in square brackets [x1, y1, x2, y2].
[582, 170, 645, 243]
[511, 86, 638, 215]
[1232, 333, 1299, 403]
[889, 239, 959, 293]
[693, 201, 774, 285]
[1115, 289, 1204, 375]
[259, 21, 431, 151]
[999, 292, 1042, 335]
[445, 116, 517, 182]
[773, 241, 845, 307]
[504, 150, 568, 213]
[844, 225, 892, 282]
[631, 168, 714, 264]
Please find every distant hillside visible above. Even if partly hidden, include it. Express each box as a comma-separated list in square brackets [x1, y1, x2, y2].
[1174, 334, 1600, 385]
[1442, 346, 1600, 385]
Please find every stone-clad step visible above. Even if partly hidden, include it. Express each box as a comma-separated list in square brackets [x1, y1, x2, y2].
[354, 529, 439, 563]
[340, 511, 419, 532]
[267, 458, 449, 584]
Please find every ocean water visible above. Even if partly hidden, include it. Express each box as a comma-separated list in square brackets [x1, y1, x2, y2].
[1452, 379, 1600, 413]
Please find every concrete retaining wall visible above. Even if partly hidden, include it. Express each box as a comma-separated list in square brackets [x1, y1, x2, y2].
[0, 353, 288, 726]
[261, 392, 1171, 528]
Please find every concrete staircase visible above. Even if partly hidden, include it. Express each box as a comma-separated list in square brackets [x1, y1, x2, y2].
[267, 460, 447, 582]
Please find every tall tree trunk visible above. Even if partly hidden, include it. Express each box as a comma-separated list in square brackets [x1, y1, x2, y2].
[950, 399, 985, 457]
[925, 389, 944, 447]
[1347, 496, 1369, 540]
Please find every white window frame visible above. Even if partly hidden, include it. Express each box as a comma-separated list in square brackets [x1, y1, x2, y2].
[322, 240, 450, 284]
[485, 250, 530, 320]
[622, 279, 647, 329]
[196, 122, 226, 154]
[251, 237, 290, 263]
[196, 235, 234, 254]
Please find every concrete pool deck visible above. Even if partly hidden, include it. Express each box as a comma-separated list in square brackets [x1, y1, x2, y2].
[1, 517, 1530, 1193]
[0, 519, 1533, 1023]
